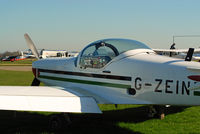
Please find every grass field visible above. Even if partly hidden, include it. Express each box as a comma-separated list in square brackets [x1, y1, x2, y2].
[1, 70, 200, 133]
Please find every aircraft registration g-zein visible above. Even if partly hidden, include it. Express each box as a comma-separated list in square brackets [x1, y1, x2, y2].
[1, 33, 200, 129]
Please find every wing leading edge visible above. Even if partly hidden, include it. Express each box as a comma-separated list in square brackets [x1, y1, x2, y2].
[0, 86, 101, 113]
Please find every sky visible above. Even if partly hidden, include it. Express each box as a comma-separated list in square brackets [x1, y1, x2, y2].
[1, 0, 200, 52]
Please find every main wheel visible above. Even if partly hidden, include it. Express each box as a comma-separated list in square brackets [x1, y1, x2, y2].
[147, 105, 165, 119]
[49, 115, 63, 131]
[49, 114, 71, 131]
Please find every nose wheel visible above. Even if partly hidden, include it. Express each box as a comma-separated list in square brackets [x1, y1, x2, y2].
[148, 105, 165, 120]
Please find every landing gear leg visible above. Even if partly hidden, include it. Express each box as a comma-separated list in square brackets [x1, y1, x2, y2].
[49, 113, 71, 131]
[148, 105, 165, 120]
[148, 105, 157, 118]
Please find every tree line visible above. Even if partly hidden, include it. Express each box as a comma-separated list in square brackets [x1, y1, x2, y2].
[0, 51, 21, 57]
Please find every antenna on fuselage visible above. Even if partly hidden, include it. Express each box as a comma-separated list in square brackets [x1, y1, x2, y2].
[185, 48, 194, 61]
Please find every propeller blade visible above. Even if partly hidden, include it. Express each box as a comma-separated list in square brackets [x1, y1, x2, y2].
[24, 33, 40, 59]
[31, 78, 41, 86]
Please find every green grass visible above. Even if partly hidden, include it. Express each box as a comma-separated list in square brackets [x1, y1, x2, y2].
[0, 70, 34, 85]
[1, 70, 200, 133]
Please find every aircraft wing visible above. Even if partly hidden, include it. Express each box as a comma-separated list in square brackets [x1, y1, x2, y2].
[0, 86, 101, 113]
[153, 48, 200, 53]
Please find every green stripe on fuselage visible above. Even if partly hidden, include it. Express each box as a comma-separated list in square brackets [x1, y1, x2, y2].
[39, 75, 131, 89]
[194, 91, 200, 96]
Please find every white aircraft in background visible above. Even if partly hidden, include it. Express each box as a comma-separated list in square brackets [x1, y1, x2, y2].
[153, 46, 200, 61]
[23, 49, 79, 59]
[1, 34, 200, 129]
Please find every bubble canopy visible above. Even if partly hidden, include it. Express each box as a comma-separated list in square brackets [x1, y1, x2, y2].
[81, 38, 151, 56]
[79, 39, 151, 69]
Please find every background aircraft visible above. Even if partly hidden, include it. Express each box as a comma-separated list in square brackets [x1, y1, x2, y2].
[153, 43, 200, 61]
[23, 49, 79, 59]
[1, 55, 27, 62]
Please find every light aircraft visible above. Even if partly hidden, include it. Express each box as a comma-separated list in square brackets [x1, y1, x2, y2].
[23, 49, 79, 59]
[2, 55, 27, 62]
[1, 33, 200, 129]
[40, 50, 79, 58]
[153, 48, 200, 61]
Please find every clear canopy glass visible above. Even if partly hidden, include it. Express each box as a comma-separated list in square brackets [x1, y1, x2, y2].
[83, 38, 151, 56]
[79, 39, 151, 69]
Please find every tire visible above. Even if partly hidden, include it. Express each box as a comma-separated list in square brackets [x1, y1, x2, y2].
[49, 115, 63, 131]
[49, 114, 71, 131]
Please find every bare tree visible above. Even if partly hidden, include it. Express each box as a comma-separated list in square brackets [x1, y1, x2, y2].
[1, 51, 21, 57]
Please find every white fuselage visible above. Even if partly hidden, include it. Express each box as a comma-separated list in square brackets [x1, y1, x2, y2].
[32, 49, 200, 106]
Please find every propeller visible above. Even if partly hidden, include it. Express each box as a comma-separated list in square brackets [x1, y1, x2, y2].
[31, 77, 40, 86]
[24, 33, 40, 60]
[24, 33, 41, 86]
[169, 43, 176, 57]
[170, 43, 176, 50]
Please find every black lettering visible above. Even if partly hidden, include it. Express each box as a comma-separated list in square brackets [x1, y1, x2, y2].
[182, 81, 190, 95]
[165, 80, 173, 93]
[155, 79, 162, 92]
[135, 77, 142, 90]
[176, 80, 179, 94]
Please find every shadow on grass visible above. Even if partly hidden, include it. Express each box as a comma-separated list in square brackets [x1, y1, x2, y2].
[0, 105, 188, 134]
